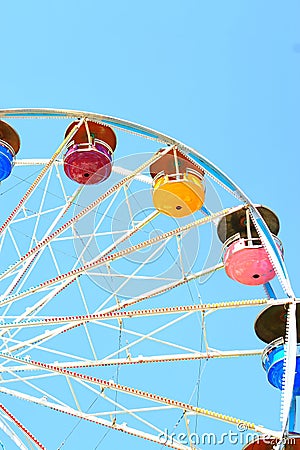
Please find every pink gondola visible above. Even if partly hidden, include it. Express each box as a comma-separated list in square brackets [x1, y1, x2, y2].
[63, 120, 116, 185]
[217, 206, 282, 286]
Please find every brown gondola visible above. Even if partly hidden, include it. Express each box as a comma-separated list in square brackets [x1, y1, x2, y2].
[242, 434, 300, 449]
[255, 303, 300, 344]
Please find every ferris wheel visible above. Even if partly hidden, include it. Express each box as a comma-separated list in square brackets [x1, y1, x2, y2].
[0, 108, 297, 450]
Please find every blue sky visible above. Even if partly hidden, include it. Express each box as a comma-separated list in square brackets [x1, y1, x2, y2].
[0, 1, 300, 449]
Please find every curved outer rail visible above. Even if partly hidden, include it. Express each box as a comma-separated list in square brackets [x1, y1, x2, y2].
[0, 107, 295, 442]
[0, 108, 293, 298]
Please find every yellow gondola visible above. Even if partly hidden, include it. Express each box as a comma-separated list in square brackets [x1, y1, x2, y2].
[150, 147, 205, 218]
